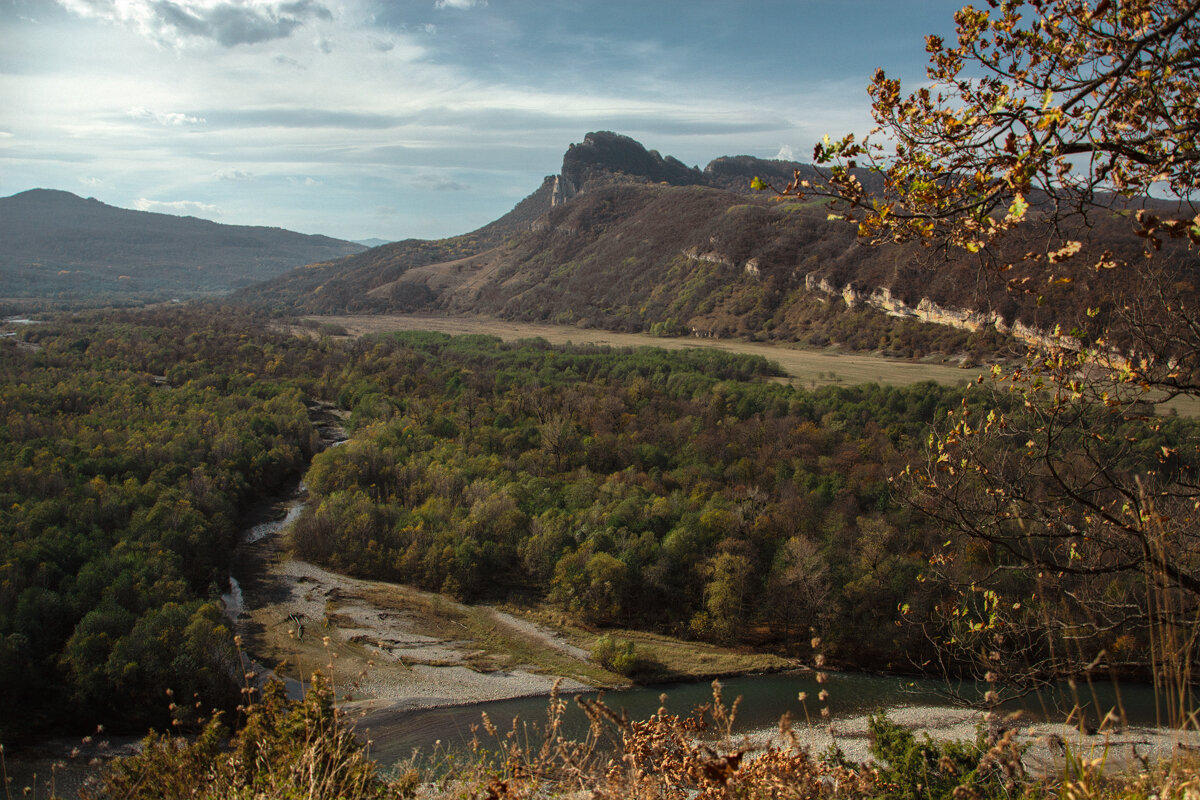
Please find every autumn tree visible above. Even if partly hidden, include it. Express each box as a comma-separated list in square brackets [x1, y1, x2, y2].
[766, 0, 1200, 697]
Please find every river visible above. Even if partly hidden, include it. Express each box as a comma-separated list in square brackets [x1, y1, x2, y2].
[354, 669, 1179, 770]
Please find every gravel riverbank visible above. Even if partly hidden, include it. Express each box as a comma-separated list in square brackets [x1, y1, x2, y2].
[745, 704, 1200, 777]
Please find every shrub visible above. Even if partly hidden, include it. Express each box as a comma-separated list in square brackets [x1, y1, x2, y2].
[591, 634, 643, 677]
[867, 713, 1024, 800]
[83, 673, 400, 800]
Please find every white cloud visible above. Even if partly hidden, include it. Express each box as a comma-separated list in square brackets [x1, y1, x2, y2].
[127, 107, 206, 126]
[411, 173, 469, 192]
[7, 0, 938, 241]
[774, 144, 796, 161]
[134, 197, 220, 215]
[79, 176, 104, 186]
[55, 0, 334, 48]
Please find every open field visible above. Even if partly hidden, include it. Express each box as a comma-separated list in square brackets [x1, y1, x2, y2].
[306, 313, 1200, 415]
[305, 313, 987, 389]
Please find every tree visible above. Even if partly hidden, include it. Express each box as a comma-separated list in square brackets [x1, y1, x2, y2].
[765, 0, 1200, 696]
[766, 535, 831, 653]
[781, 0, 1199, 257]
[691, 551, 753, 644]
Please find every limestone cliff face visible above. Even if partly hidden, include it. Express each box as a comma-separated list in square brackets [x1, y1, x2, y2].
[681, 245, 734, 268]
[803, 274, 1082, 351]
[550, 174, 576, 208]
[242, 130, 1189, 361]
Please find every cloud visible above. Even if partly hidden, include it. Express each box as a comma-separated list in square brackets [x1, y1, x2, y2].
[411, 173, 469, 192]
[202, 108, 403, 129]
[55, 0, 334, 48]
[434, 0, 486, 9]
[127, 106, 206, 126]
[134, 197, 220, 215]
[774, 144, 796, 161]
[79, 176, 104, 187]
[213, 167, 253, 181]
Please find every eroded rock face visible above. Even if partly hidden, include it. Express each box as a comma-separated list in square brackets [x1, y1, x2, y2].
[803, 274, 1084, 352]
[550, 174, 576, 208]
[560, 131, 704, 193]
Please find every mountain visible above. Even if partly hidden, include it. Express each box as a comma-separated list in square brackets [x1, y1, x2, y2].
[0, 189, 365, 301]
[239, 132, 828, 316]
[239, 132, 1194, 357]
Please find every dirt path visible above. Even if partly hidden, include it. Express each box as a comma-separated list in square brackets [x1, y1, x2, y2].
[487, 607, 591, 662]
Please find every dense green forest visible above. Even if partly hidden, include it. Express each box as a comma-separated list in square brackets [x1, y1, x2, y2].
[0, 309, 333, 741]
[0, 309, 961, 741]
[290, 331, 962, 661]
[3, 307, 1187, 746]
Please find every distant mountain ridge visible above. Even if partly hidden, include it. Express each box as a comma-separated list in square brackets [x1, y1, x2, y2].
[239, 131, 1196, 358]
[0, 189, 365, 301]
[238, 132, 829, 314]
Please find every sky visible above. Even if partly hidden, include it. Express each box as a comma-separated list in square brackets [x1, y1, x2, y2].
[0, 0, 967, 242]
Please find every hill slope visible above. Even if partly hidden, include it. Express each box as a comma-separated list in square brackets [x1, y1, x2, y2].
[0, 189, 365, 301]
[239, 132, 1194, 357]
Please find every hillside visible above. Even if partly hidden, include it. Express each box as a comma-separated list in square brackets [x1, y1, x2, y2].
[0, 189, 365, 301]
[239, 132, 1195, 357]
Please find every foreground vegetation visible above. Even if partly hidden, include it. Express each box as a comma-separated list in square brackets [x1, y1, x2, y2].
[62, 674, 1200, 800]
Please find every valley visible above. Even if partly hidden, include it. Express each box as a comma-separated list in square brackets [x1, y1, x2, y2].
[307, 313, 1200, 417]
[8, 0, 1200, 794]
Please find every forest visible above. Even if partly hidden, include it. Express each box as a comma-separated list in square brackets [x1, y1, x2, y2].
[291, 328, 959, 659]
[0, 307, 952, 741]
[2, 306, 1191, 747]
[0, 308, 328, 741]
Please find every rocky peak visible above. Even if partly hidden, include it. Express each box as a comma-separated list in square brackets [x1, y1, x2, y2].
[559, 131, 704, 194]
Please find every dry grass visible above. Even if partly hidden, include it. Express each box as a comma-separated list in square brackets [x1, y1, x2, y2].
[354, 587, 615, 685]
[61, 669, 1200, 800]
[302, 313, 986, 389]
[513, 607, 793, 682]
